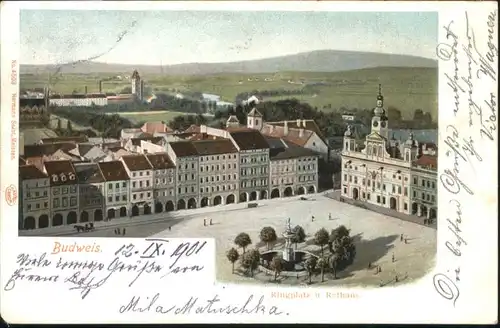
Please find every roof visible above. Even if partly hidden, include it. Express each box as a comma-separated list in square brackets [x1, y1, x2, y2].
[192, 139, 238, 156]
[230, 130, 270, 151]
[226, 115, 240, 123]
[188, 133, 224, 141]
[169, 141, 199, 157]
[267, 119, 327, 143]
[141, 121, 172, 134]
[74, 163, 105, 184]
[413, 155, 437, 169]
[19, 158, 27, 166]
[146, 153, 175, 169]
[268, 139, 319, 160]
[184, 124, 201, 133]
[121, 154, 153, 171]
[98, 161, 130, 181]
[42, 136, 88, 144]
[24, 143, 77, 157]
[260, 124, 313, 147]
[20, 165, 48, 180]
[248, 108, 263, 117]
[44, 160, 78, 186]
[131, 136, 164, 146]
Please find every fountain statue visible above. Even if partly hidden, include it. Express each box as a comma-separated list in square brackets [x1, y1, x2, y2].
[282, 217, 295, 262]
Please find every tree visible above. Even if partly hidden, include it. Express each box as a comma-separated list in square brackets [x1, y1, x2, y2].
[329, 225, 356, 278]
[234, 232, 252, 253]
[291, 225, 306, 249]
[304, 256, 317, 284]
[226, 247, 239, 274]
[57, 118, 62, 130]
[240, 248, 260, 276]
[314, 228, 330, 257]
[259, 226, 277, 250]
[271, 255, 284, 281]
[317, 257, 328, 282]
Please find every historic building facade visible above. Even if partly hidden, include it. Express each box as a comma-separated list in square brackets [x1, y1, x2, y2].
[340, 85, 437, 222]
[146, 153, 176, 213]
[19, 165, 51, 229]
[74, 163, 105, 223]
[121, 155, 154, 216]
[167, 141, 200, 210]
[98, 161, 131, 219]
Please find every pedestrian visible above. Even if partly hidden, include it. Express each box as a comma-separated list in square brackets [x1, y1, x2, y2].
[404, 238, 408, 244]
[424, 219, 427, 225]
[395, 275, 399, 283]
[392, 253, 395, 263]
[122, 228, 126, 236]
[168, 226, 172, 231]
[311, 215, 315, 222]
[378, 266, 382, 273]
[117, 227, 121, 235]
[328, 213, 332, 220]
[368, 262, 372, 269]
[203, 219, 206, 226]
[114, 228, 117, 235]
[210, 219, 213, 225]
[400, 233, 404, 242]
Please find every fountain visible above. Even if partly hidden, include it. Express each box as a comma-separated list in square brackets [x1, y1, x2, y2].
[259, 217, 318, 276]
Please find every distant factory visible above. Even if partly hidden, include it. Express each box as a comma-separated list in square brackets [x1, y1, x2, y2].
[25, 70, 146, 108]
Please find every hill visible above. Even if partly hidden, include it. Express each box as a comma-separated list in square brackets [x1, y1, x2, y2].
[20, 50, 436, 75]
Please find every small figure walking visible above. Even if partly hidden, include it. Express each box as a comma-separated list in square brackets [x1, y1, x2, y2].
[424, 219, 428, 225]
[368, 262, 372, 269]
[203, 219, 206, 226]
[114, 228, 118, 235]
[400, 234, 404, 242]
[210, 219, 213, 226]
[311, 215, 315, 222]
[395, 275, 399, 283]
[117, 227, 121, 235]
[392, 253, 395, 263]
[328, 213, 332, 220]
[168, 226, 172, 231]
[378, 266, 382, 273]
[404, 238, 408, 244]
[122, 228, 126, 236]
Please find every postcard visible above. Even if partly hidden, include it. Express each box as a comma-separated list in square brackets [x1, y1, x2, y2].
[0, 0, 498, 324]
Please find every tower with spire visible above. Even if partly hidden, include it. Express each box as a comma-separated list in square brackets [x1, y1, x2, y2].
[371, 84, 389, 139]
[247, 107, 263, 130]
[131, 70, 143, 102]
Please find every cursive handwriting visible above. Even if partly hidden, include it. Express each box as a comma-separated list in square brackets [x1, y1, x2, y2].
[119, 293, 287, 316]
[445, 200, 467, 256]
[433, 272, 460, 307]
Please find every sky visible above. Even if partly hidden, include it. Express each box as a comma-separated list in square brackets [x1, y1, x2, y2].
[20, 10, 438, 65]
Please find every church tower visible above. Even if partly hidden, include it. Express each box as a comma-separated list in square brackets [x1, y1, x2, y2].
[131, 70, 142, 102]
[247, 107, 263, 130]
[371, 84, 389, 139]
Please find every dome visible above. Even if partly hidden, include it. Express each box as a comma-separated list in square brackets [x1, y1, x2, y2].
[405, 132, 416, 146]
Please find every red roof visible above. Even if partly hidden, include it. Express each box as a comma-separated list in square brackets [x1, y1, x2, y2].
[141, 121, 172, 134]
[414, 155, 437, 168]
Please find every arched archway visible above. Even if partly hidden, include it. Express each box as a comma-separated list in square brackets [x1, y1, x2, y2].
[213, 195, 222, 206]
[80, 211, 89, 223]
[284, 187, 293, 197]
[24, 217, 36, 230]
[155, 202, 163, 213]
[297, 186, 306, 195]
[411, 203, 418, 215]
[352, 188, 359, 200]
[95, 209, 103, 221]
[201, 197, 209, 208]
[307, 185, 316, 194]
[177, 199, 186, 210]
[390, 197, 397, 210]
[188, 198, 197, 209]
[144, 204, 152, 215]
[38, 215, 49, 228]
[165, 201, 174, 212]
[260, 190, 268, 200]
[52, 213, 63, 227]
[131, 205, 139, 217]
[421, 205, 428, 218]
[249, 191, 257, 201]
[226, 194, 235, 204]
[429, 208, 437, 219]
[271, 188, 280, 199]
[107, 209, 115, 219]
[239, 192, 248, 203]
[119, 207, 127, 217]
[67, 211, 77, 225]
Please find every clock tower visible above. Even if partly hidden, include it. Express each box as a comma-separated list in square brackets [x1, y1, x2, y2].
[371, 84, 389, 139]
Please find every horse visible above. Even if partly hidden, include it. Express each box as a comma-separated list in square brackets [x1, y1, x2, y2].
[73, 224, 86, 232]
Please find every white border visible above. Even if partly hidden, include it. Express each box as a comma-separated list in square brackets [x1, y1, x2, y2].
[1, 1, 498, 324]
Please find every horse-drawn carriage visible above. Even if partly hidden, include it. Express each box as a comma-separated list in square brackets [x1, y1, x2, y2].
[73, 222, 95, 233]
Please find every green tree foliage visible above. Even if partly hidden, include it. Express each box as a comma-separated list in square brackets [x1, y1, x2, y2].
[328, 225, 356, 279]
[167, 114, 207, 131]
[259, 226, 278, 250]
[291, 225, 306, 249]
[234, 232, 252, 253]
[304, 256, 317, 284]
[314, 228, 330, 257]
[271, 255, 284, 281]
[226, 247, 239, 274]
[57, 118, 62, 130]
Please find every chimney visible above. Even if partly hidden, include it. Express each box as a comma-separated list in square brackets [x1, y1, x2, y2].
[284, 121, 289, 136]
[99, 81, 103, 93]
[296, 119, 301, 127]
[85, 86, 88, 94]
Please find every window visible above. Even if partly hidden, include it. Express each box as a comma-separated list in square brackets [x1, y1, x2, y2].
[382, 197, 386, 204]
[432, 182, 435, 189]
[115, 196, 119, 202]
[53, 199, 59, 208]
[70, 197, 77, 206]
[122, 195, 127, 201]
[122, 182, 126, 187]
[404, 203, 408, 210]
[62, 198, 68, 207]
[133, 194, 137, 200]
[343, 187, 347, 194]
[108, 196, 112, 202]
[431, 195, 435, 202]
[44, 202, 48, 208]
[27, 204, 32, 211]
[377, 196, 380, 203]
[62, 187, 68, 194]
[115, 183, 119, 188]
[108, 183, 113, 189]
[413, 178, 417, 185]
